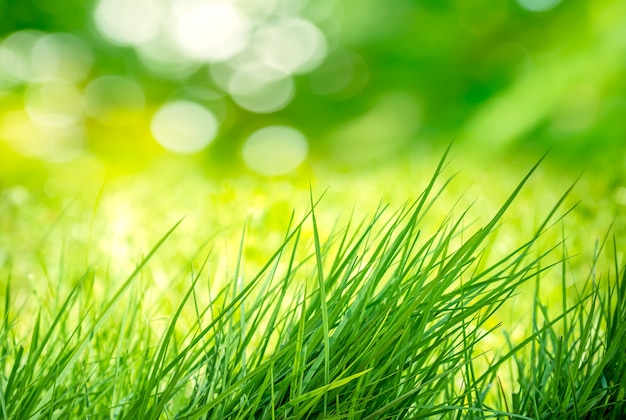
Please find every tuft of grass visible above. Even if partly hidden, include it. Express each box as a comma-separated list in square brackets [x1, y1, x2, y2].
[0, 150, 624, 419]
[498, 234, 626, 419]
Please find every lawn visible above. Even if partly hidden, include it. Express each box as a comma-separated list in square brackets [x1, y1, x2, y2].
[1, 1, 626, 417]
[1, 145, 624, 418]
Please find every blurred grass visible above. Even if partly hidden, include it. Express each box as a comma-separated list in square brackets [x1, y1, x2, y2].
[1, 145, 622, 336]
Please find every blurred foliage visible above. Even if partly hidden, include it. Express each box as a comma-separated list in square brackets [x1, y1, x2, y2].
[0, 0, 624, 183]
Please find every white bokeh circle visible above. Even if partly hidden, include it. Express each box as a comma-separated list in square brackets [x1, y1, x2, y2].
[242, 125, 308, 175]
[151, 100, 219, 153]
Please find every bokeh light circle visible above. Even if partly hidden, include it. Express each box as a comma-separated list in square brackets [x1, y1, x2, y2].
[25, 81, 84, 127]
[94, 0, 162, 46]
[242, 125, 308, 175]
[170, 0, 250, 62]
[84, 76, 145, 126]
[231, 77, 294, 113]
[138, 35, 200, 79]
[0, 110, 84, 161]
[308, 49, 369, 97]
[31, 33, 93, 82]
[516, 0, 562, 12]
[252, 17, 327, 74]
[150, 100, 219, 154]
[226, 56, 287, 94]
[0, 30, 42, 84]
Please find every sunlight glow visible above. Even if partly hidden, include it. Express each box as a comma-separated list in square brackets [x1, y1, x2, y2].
[308, 49, 369, 97]
[0, 31, 93, 88]
[0, 30, 42, 84]
[516, 0, 562, 12]
[170, 0, 250, 62]
[328, 93, 419, 166]
[242, 126, 308, 175]
[94, 0, 163, 46]
[252, 17, 327, 74]
[138, 35, 200, 79]
[209, 54, 296, 113]
[0, 110, 83, 161]
[25, 82, 83, 128]
[240, 0, 278, 18]
[231, 76, 294, 113]
[31, 33, 93, 82]
[84, 76, 145, 126]
[89, 0, 329, 117]
[150, 100, 219, 153]
[226, 54, 287, 93]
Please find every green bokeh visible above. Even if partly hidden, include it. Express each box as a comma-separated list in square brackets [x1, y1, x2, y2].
[0, 0, 624, 181]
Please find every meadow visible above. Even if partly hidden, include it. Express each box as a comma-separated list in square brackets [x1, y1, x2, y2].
[2, 0, 626, 417]
[1, 144, 624, 418]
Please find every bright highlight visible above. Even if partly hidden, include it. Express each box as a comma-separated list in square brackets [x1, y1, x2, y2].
[94, 0, 162, 46]
[150, 100, 219, 154]
[170, 0, 250, 62]
[84, 76, 146, 126]
[242, 126, 308, 176]
[252, 17, 327, 75]
[516, 0, 562, 12]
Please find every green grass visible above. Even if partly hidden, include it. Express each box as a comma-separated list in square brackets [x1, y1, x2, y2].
[0, 149, 624, 418]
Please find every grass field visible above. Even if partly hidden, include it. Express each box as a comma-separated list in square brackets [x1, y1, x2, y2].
[1, 146, 625, 418]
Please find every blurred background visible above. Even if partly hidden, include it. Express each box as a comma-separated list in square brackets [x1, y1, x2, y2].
[1, 0, 625, 333]
[0, 0, 625, 184]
